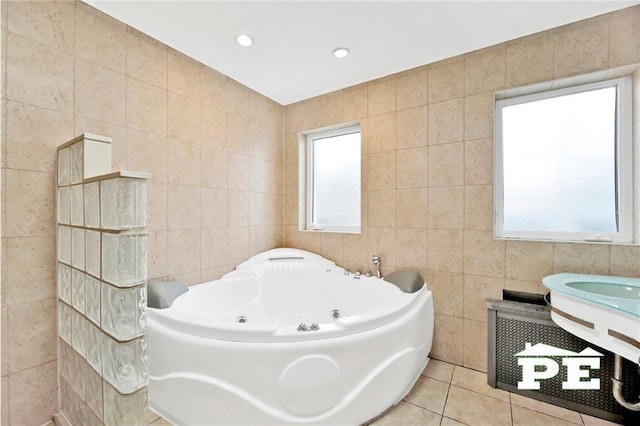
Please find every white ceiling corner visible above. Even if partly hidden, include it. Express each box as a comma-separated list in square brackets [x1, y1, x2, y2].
[85, 0, 640, 105]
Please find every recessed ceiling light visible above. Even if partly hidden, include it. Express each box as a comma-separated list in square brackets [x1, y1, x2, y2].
[333, 47, 350, 58]
[236, 34, 254, 47]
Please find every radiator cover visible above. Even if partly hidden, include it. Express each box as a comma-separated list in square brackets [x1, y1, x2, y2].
[487, 298, 640, 425]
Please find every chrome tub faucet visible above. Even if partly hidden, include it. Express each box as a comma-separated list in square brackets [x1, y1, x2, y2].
[372, 255, 382, 278]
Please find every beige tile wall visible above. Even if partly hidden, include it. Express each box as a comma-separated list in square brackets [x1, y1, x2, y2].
[0, 1, 282, 424]
[1, 0, 5, 422]
[283, 5, 640, 372]
[2, 1, 640, 424]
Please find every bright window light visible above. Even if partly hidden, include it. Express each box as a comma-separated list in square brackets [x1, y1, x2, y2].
[494, 76, 632, 243]
[305, 125, 361, 233]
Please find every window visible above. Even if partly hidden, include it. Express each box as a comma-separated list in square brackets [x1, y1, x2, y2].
[494, 76, 633, 243]
[304, 124, 361, 233]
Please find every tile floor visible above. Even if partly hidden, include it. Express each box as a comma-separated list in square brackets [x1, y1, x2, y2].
[149, 359, 619, 426]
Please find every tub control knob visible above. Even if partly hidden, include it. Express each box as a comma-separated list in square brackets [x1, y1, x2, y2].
[366, 270, 372, 277]
[355, 270, 361, 276]
[310, 323, 320, 331]
[343, 268, 350, 275]
[297, 323, 307, 331]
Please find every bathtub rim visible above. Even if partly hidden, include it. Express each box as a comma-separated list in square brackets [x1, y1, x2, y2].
[147, 281, 429, 343]
[147, 247, 431, 343]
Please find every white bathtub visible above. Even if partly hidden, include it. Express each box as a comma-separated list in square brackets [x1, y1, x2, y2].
[148, 248, 434, 425]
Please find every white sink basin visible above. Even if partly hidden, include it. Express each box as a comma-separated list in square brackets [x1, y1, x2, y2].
[543, 273, 640, 363]
[565, 281, 640, 301]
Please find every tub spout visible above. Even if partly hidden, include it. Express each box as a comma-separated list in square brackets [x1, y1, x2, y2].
[372, 255, 382, 278]
[612, 354, 640, 411]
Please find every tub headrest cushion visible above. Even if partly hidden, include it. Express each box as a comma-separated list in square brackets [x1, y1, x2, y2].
[383, 271, 424, 293]
[148, 280, 189, 309]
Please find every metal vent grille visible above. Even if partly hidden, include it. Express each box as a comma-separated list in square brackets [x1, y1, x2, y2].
[493, 313, 640, 423]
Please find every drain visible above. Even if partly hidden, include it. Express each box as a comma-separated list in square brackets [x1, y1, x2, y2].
[236, 316, 247, 323]
[331, 309, 341, 320]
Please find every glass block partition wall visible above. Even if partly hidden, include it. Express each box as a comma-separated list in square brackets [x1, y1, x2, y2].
[56, 134, 151, 425]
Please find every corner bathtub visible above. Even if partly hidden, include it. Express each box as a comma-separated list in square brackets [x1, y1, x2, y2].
[148, 248, 434, 425]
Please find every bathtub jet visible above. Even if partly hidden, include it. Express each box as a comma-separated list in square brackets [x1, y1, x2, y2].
[147, 248, 435, 425]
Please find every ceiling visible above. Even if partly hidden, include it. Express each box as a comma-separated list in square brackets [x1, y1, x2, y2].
[85, 1, 639, 105]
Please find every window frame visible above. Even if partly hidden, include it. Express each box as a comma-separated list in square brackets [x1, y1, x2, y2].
[494, 76, 633, 243]
[304, 123, 362, 233]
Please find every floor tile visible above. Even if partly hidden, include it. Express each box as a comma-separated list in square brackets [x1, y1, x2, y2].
[580, 413, 620, 426]
[510, 393, 582, 424]
[423, 358, 455, 383]
[443, 385, 512, 426]
[441, 416, 468, 426]
[512, 405, 581, 426]
[451, 365, 510, 402]
[403, 375, 450, 414]
[370, 401, 441, 425]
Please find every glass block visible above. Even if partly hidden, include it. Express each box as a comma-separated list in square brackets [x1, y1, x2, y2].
[70, 347, 87, 398]
[100, 178, 148, 230]
[70, 184, 84, 227]
[59, 378, 74, 421]
[59, 338, 73, 382]
[87, 408, 102, 426]
[61, 377, 85, 424]
[58, 226, 72, 265]
[84, 136, 112, 179]
[58, 262, 72, 304]
[59, 302, 72, 344]
[71, 141, 83, 185]
[137, 331, 149, 385]
[137, 286, 147, 340]
[101, 233, 147, 287]
[72, 309, 87, 358]
[85, 275, 101, 326]
[67, 399, 87, 426]
[137, 180, 148, 228]
[102, 335, 147, 394]
[84, 181, 100, 229]
[101, 283, 146, 342]
[85, 230, 100, 278]
[57, 186, 71, 225]
[58, 147, 71, 186]
[71, 227, 85, 270]
[71, 269, 86, 315]
[86, 359, 104, 422]
[103, 382, 148, 426]
[86, 322, 102, 374]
